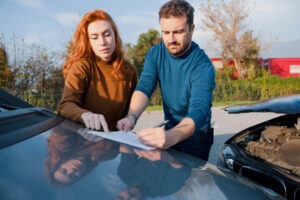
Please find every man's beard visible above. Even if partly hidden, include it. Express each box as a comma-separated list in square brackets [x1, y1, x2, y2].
[166, 41, 190, 57]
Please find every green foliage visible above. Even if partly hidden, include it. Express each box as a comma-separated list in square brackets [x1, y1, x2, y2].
[146, 68, 300, 108]
[1, 31, 299, 113]
[0, 40, 13, 89]
[214, 69, 300, 102]
[124, 29, 161, 77]
[149, 85, 162, 106]
[0, 34, 65, 111]
[124, 29, 162, 107]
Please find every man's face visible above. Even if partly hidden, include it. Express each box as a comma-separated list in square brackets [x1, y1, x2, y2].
[160, 16, 194, 57]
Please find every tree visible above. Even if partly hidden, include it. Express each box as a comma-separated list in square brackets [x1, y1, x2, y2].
[9, 43, 64, 110]
[0, 33, 66, 110]
[240, 31, 260, 78]
[124, 43, 135, 66]
[0, 40, 13, 90]
[125, 29, 161, 77]
[124, 29, 162, 106]
[200, 0, 260, 78]
[45, 66, 64, 111]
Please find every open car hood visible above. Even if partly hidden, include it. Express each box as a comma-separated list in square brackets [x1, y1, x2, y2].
[224, 94, 300, 114]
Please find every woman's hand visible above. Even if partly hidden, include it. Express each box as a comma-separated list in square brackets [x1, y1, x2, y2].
[116, 114, 136, 132]
[81, 112, 109, 132]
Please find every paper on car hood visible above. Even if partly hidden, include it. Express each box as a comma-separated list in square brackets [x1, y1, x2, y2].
[225, 94, 300, 114]
[87, 130, 155, 150]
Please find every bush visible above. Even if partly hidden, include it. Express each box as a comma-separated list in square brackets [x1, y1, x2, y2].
[213, 69, 300, 102]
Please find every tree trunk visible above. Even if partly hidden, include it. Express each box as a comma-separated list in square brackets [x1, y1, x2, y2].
[233, 58, 244, 78]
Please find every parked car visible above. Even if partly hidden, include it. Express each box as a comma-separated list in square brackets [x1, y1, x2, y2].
[0, 88, 284, 200]
[218, 94, 300, 200]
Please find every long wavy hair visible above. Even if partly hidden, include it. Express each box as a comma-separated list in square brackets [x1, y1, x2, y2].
[63, 9, 125, 80]
[45, 128, 120, 187]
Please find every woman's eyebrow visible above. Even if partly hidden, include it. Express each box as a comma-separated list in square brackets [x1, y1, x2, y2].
[89, 29, 111, 35]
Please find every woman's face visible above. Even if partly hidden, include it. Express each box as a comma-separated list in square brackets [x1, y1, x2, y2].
[54, 157, 87, 184]
[88, 20, 116, 61]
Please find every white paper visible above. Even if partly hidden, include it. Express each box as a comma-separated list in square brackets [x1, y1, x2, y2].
[87, 130, 155, 150]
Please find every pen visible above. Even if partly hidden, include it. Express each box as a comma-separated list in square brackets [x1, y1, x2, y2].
[153, 120, 169, 128]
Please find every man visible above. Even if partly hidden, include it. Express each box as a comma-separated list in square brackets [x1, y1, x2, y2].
[117, 0, 215, 161]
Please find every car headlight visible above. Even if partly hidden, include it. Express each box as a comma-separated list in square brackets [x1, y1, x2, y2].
[220, 145, 236, 170]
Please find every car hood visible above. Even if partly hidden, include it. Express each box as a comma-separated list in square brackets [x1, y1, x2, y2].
[0, 119, 280, 200]
[225, 94, 300, 114]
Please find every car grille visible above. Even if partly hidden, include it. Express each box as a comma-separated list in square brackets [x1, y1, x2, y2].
[235, 163, 286, 197]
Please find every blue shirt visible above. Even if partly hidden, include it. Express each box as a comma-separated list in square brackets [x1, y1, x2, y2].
[136, 41, 215, 134]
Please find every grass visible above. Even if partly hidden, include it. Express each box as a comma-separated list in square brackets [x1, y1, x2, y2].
[212, 100, 255, 107]
[145, 105, 163, 111]
[146, 101, 255, 111]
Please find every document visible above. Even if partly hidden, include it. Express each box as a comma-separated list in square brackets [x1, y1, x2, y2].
[87, 130, 155, 150]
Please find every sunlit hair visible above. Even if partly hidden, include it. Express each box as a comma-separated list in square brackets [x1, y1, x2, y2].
[159, 0, 194, 26]
[63, 9, 125, 80]
[45, 128, 120, 187]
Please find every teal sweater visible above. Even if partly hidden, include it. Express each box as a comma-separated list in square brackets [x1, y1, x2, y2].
[136, 41, 215, 134]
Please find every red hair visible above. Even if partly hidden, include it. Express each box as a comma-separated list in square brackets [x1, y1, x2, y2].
[63, 9, 125, 79]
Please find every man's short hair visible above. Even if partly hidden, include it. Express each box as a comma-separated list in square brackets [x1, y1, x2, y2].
[159, 0, 194, 26]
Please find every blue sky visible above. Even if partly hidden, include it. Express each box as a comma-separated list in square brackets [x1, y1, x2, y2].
[1, 0, 300, 57]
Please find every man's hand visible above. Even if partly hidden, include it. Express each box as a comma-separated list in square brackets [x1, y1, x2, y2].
[137, 118, 195, 149]
[133, 149, 183, 169]
[81, 112, 109, 132]
[137, 127, 175, 149]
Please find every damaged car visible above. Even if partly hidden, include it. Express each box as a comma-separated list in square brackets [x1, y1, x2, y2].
[218, 94, 300, 200]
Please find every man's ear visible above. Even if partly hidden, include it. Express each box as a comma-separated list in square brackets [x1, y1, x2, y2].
[190, 24, 195, 32]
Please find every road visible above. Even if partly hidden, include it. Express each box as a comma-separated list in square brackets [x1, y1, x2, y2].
[133, 107, 282, 165]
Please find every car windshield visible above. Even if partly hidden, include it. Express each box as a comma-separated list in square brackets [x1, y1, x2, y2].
[0, 89, 63, 149]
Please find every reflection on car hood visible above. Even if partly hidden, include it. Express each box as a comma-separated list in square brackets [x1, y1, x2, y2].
[225, 94, 300, 114]
[0, 119, 281, 200]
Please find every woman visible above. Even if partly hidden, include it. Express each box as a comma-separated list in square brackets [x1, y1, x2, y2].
[45, 126, 120, 187]
[58, 9, 137, 132]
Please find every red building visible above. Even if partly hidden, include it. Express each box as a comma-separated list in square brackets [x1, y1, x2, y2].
[262, 58, 300, 78]
[211, 57, 300, 78]
[210, 58, 224, 70]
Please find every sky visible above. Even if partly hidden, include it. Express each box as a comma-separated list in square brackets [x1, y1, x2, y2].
[1, 0, 300, 58]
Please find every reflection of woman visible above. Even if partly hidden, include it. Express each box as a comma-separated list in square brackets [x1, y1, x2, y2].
[45, 127, 119, 187]
[58, 9, 137, 132]
[115, 149, 191, 199]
